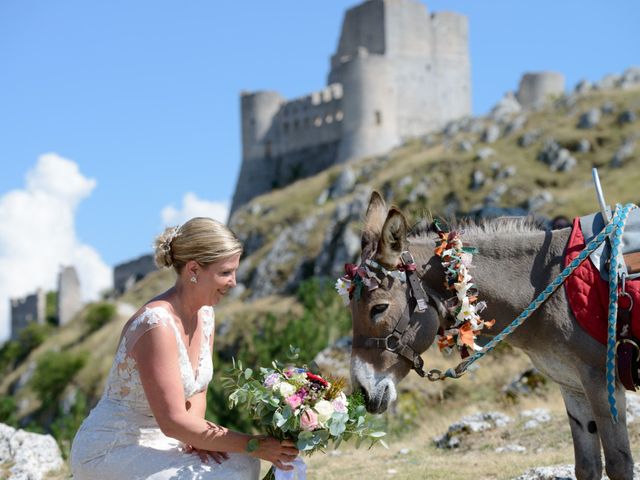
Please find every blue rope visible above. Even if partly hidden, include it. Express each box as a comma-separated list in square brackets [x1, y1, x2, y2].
[431, 203, 638, 422]
[606, 203, 637, 422]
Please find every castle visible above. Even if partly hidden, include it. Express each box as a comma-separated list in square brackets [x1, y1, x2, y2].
[231, 0, 471, 213]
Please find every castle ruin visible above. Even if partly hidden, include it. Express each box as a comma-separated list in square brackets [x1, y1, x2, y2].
[231, 0, 471, 213]
[113, 254, 157, 295]
[10, 289, 45, 340]
[57, 266, 83, 326]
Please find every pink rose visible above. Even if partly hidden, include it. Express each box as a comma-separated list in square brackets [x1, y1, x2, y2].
[300, 408, 319, 431]
[331, 397, 347, 414]
[286, 394, 302, 409]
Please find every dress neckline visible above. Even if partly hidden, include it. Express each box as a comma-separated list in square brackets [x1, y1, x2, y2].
[144, 305, 212, 382]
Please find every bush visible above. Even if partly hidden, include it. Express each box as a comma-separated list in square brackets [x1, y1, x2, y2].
[0, 395, 17, 426]
[85, 302, 116, 333]
[51, 391, 89, 459]
[30, 350, 88, 408]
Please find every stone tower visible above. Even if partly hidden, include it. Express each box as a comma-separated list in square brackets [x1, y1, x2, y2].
[231, 0, 471, 214]
[10, 289, 45, 340]
[57, 265, 83, 326]
[516, 72, 565, 109]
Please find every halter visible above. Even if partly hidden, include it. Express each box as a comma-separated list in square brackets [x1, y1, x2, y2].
[338, 251, 435, 376]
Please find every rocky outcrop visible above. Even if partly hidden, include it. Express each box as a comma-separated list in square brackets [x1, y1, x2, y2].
[0, 423, 64, 480]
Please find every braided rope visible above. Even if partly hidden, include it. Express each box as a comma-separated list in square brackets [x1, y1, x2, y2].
[428, 203, 637, 418]
[606, 203, 637, 422]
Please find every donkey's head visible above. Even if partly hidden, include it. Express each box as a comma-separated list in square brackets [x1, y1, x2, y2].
[348, 192, 443, 413]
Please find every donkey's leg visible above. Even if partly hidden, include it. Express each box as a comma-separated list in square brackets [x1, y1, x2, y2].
[579, 370, 634, 480]
[559, 385, 603, 480]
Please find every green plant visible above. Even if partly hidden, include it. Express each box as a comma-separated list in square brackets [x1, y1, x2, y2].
[0, 395, 18, 426]
[46, 291, 58, 325]
[85, 302, 116, 333]
[51, 391, 89, 459]
[30, 350, 88, 408]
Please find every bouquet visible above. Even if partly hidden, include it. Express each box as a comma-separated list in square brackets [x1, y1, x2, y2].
[222, 356, 386, 479]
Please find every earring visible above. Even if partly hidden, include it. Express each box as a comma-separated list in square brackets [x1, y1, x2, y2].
[190, 276, 197, 284]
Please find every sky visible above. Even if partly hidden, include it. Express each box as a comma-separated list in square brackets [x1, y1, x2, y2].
[0, 0, 638, 341]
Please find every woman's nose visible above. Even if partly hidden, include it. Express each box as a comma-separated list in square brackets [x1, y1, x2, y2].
[229, 273, 237, 288]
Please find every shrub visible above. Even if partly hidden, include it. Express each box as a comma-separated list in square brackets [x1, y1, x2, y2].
[85, 302, 116, 333]
[30, 350, 88, 408]
[51, 391, 88, 459]
[0, 395, 17, 426]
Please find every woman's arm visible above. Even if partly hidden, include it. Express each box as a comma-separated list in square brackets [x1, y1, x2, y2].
[132, 325, 297, 468]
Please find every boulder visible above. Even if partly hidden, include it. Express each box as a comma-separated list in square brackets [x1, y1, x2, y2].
[0, 423, 64, 480]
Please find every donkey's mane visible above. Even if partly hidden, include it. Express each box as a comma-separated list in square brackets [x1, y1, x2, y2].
[408, 215, 545, 240]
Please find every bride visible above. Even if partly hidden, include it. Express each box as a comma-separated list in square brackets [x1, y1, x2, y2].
[71, 217, 298, 479]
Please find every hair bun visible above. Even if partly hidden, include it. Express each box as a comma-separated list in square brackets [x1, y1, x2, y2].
[153, 226, 181, 268]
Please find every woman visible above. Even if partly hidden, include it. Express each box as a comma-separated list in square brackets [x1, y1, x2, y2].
[71, 217, 298, 479]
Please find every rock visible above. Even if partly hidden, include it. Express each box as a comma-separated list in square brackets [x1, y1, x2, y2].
[520, 408, 552, 429]
[576, 139, 591, 153]
[626, 392, 640, 423]
[515, 463, 640, 480]
[577, 108, 601, 129]
[490, 91, 522, 121]
[313, 337, 352, 387]
[443, 121, 460, 137]
[407, 181, 429, 203]
[396, 175, 413, 190]
[502, 368, 548, 399]
[527, 191, 553, 211]
[601, 100, 616, 115]
[0, 423, 64, 480]
[249, 216, 318, 298]
[611, 140, 635, 168]
[330, 167, 357, 199]
[518, 130, 541, 148]
[485, 183, 507, 204]
[482, 124, 501, 143]
[617, 110, 637, 125]
[595, 74, 620, 90]
[504, 114, 528, 136]
[538, 140, 576, 172]
[496, 444, 526, 453]
[458, 139, 473, 152]
[470, 170, 486, 190]
[316, 189, 329, 206]
[475, 147, 496, 161]
[574, 79, 592, 94]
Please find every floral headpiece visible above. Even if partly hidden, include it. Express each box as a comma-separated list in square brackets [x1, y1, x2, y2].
[433, 222, 494, 358]
[335, 258, 408, 306]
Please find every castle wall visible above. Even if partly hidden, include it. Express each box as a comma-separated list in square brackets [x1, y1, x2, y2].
[517, 72, 565, 108]
[231, 0, 471, 214]
[10, 289, 45, 340]
[113, 254, 157, 295]
[57, 266, 82, 326]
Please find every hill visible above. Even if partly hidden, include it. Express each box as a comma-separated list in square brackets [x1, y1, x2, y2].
[1, 74, 639, 479]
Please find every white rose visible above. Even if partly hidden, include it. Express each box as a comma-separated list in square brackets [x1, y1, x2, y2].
[314, 399, 334, 424]
[278, 382, 296, 398]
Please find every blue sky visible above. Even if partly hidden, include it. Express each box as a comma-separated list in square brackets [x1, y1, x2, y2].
[0, 0, 638, 339]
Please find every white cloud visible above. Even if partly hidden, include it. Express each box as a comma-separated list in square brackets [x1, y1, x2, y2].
[0, 153, 113, 342]
[161, 192, 229, 227]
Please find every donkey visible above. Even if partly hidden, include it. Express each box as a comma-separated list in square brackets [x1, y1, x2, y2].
[347, 192, 634, 480]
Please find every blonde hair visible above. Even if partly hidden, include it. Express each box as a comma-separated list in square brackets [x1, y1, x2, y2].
[154, 217, 243, 272]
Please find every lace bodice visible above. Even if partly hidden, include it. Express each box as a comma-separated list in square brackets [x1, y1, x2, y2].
[104, 305, 214, 415]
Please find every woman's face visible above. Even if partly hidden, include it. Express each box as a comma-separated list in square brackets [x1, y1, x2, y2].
[198, 253, 241, 305]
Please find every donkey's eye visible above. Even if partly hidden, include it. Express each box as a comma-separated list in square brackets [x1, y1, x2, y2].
[370, 303, 389, 319]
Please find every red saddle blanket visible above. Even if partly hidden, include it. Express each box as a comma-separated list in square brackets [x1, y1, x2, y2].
[564, 217, 640, 344]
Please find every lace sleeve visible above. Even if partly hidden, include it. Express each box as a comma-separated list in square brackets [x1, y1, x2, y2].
[123, 306, 175, 355]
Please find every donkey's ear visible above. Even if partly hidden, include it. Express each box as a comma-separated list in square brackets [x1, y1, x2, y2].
[361, 191, 387, 260]
[376, 208, 408, 268]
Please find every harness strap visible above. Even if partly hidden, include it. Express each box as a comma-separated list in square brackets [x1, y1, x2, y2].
[427, 203, 638, 423]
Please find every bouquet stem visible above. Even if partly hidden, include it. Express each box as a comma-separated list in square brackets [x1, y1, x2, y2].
[262, 466, 276, 480]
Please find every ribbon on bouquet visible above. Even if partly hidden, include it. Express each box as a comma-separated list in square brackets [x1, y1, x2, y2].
[274, 456, 307, 480]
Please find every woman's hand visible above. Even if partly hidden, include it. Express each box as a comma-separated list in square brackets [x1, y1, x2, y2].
[250, 436, 299, 471]
[183, 444, 230, 464]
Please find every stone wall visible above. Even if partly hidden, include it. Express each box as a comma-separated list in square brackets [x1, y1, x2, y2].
[231, 0, 471, 215]
[10, 289, 45, 340]
[113, 254, 157, 295]
[57, 266, 83, 326]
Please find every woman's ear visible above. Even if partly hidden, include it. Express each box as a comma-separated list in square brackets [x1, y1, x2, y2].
[184, 260, 200, 279]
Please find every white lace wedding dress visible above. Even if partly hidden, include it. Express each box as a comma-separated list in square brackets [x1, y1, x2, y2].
[70, 305, 260, 479]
